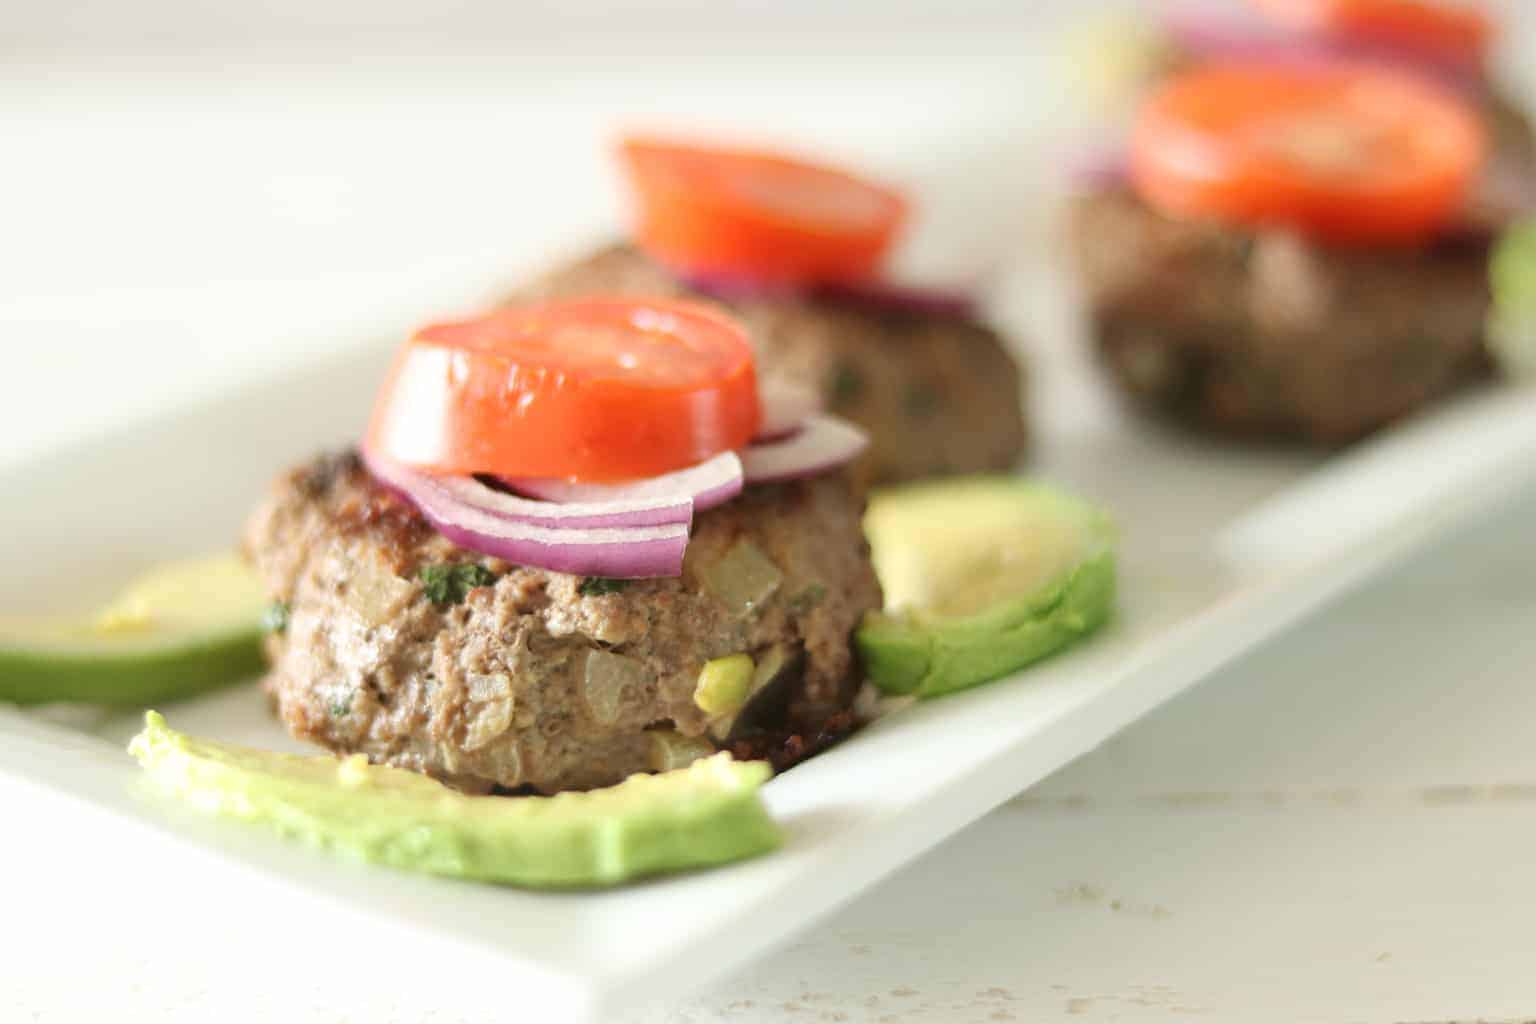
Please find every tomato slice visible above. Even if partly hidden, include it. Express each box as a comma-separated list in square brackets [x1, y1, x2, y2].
[619, 136, 908, 287]
[1129, 63, 1485, 246]
[1252, 0, 1494, 69]
[366, 297, 760, 482]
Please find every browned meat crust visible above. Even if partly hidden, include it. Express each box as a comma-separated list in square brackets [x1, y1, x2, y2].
[727, 708, 860, 774]
[515, 244, 1028, 485]
[1068, 189, 1494, 443]
[244, 452, 882, 794]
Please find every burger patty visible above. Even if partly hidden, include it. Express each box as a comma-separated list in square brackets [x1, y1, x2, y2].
[1469, 90, 1536, 233]
[1068, 189, 1494, 443]
[245, 452, 883, 794]
[515, 244, 1028, 485]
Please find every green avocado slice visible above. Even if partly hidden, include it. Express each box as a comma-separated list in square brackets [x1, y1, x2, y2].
[856, 477, 1116, 698]
[0, 553, 268, 706]
[128, 712, 781, 888]
[1488, 217, 1536, 379]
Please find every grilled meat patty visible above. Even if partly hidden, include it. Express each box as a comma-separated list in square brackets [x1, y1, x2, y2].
[245, 451, 882, 794]
[515, 244, 1028, 485]
[1068, 189, 1495, 443]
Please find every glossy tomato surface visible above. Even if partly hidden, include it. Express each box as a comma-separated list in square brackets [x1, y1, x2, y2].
[367, 297, 761, 481]
[621, 136, 907, 286]
[1130, 63, 1485, 245]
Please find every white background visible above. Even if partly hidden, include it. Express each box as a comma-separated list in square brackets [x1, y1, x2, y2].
[5, 2, 1536, 1021]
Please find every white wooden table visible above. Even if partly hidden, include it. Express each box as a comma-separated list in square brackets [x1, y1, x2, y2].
[4, 20, 1536, 1021]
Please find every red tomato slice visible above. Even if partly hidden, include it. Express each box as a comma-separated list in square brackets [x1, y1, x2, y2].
[367, 297, 760, 482]
[1252, 0, 1494, 69]
[620, 136, 908, 286]
[1129, 63, 1485, 246]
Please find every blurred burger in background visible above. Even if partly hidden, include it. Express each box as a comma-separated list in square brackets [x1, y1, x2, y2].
[1062, 0, 1534, 443]
[513, 136, 1030, 486]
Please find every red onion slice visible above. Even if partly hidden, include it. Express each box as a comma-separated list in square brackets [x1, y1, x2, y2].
[1161, 1, 1483, 96]
[673, 267, 800, 303]
[677, 268, 978, 322]
[503, 451, 744, 514]
[363, 450, 689, 577]
[757, 379, 822, 441]
[1067, 141, 1131, 191]
[742, 414, 869, 484]
[810, 280, 978, 321]
[434, 474, 692, 528]
[419, 495, 689, 578]
[1161, 0, 1280, 57]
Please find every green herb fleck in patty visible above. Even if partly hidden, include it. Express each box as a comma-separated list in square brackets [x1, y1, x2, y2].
[419, 564, 497, 607]
[787, 583, 828, 615]
[578, 577, 631, 598]
[829, 362, 865, 405]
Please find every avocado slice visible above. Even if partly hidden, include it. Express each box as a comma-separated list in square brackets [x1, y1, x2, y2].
[0, 553, 267, 706]
[1488, 217, 1536, 379]
[856, 477, 1116, 698]
[706, 644, 806, 744]
[129, 711, 781, 888]
[693, 653, 755, 716]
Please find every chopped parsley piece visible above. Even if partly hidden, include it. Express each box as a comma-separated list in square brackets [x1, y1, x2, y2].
[830, 362, 865, 405]
[419, 563, 497, 607]
[578, 577, 631, 598]
[328, 692, 353, 717]
[788, 583, 828, 615]
[261, 601, 290, 634]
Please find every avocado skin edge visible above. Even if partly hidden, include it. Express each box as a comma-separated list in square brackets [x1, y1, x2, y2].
[0, 627, 265, 706]
[129, 712, 782, 888]
[855, 547, 1116, 699]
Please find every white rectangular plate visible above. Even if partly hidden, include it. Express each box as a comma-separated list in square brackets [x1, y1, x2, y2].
[3, 266, 1536, 1022]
